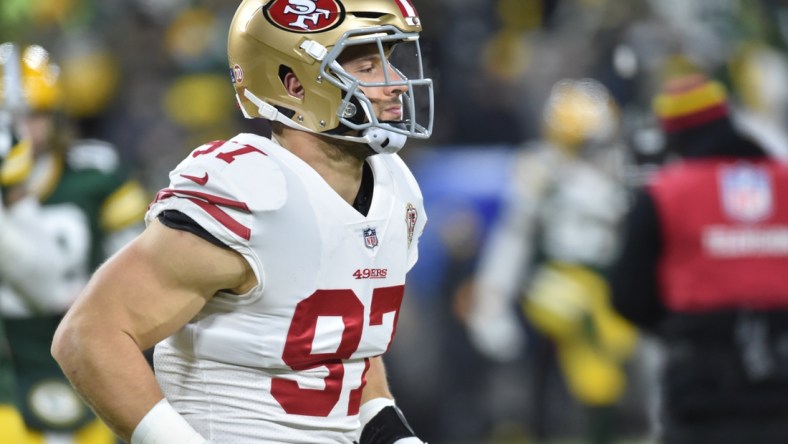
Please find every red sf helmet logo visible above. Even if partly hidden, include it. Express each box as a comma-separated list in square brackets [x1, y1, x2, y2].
[264, 0, 345, 33]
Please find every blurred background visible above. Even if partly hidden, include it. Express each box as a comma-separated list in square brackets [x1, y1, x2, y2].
[4, 0, 788, 443]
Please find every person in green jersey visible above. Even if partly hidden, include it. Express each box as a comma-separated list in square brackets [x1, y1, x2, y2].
[0, 43, 150, 444]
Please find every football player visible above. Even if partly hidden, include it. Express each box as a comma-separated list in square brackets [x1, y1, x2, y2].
[53, 1, 433, 443]
[465, 78, 638, 443]
[0, 42, 148, 443]
[0, 43, 29, 442]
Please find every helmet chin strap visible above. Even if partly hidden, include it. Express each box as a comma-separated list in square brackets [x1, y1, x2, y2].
[363, 127, 406, 154]
[240, 89, 406, 154]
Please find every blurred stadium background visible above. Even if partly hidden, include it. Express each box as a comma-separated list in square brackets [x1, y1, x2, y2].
[4, 0, 788, 443]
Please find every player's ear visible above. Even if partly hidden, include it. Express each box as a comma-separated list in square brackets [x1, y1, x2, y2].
[282, 70, 305, 99]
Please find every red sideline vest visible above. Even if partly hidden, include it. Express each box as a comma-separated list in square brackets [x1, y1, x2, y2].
[649, 158, 788, 312]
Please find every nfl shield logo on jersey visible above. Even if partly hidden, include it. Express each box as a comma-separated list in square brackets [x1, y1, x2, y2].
[720, 163, 773, 223]
[363, 227, 379, 249]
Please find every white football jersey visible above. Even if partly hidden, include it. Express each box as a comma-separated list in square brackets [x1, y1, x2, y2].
[145, 133, 427, 443]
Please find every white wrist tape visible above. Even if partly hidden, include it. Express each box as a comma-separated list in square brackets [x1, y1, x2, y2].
[359, 397, 396, 430]
[131, 399, 206, 444]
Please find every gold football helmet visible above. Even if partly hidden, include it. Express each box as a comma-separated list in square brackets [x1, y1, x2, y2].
[228, 0, 433, 153]
[0, 43, 62, 113]
[20, 45, 62, 112]
[543, 78, 617, 151]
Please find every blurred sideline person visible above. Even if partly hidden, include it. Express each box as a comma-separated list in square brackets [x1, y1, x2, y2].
[465, 78, 638, 443]
[0, 43, 148, 443]
[52, 1, 433, 443]
[611, 72, 788, 443]
[0, 48, 30, 441]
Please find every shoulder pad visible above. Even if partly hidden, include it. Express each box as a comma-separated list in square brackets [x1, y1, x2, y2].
[172, 138, 288, 212]
[147, 137, 288, 243]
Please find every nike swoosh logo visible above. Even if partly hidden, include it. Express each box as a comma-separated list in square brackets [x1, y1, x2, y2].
[180, 172, 209, 186]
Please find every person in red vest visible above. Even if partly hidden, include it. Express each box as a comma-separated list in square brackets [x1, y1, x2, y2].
[610, 71, 788, 443]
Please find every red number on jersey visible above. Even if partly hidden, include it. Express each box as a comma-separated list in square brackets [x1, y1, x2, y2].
[272, 285, 405, 416]
[217, 144, 267, 163]
[191, 140, 225, 157]
[192, 140, 267, 162]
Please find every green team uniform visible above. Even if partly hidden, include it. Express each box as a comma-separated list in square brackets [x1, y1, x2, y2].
[2, 139, 148, 435]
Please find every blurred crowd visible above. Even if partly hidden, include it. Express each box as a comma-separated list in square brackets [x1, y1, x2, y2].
[4, 0, 788, 443]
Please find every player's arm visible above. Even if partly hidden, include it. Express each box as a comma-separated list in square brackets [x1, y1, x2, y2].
[358, 356, 425, 444]
[464, 162, 540, 362]
[51, 218, 255, 443]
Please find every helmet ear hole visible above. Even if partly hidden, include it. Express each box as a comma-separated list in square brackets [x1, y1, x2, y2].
[281, 69, 304, 99]
[268, 65, 299, 119]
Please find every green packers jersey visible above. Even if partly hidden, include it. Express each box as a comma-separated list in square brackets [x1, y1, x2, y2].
[5, 139, 148, 432]
[36, 140, 149, 269]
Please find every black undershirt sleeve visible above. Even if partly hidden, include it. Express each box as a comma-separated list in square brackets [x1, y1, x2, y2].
[157, 210, 230, 250]
[353, 161, 374, 217]
[609, 189, 667, 332]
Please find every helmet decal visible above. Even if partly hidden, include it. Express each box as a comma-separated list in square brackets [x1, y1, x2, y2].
[230, 64, 244, 84]
[263, 0, 345, 33]
[393, 0, 420, 26]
